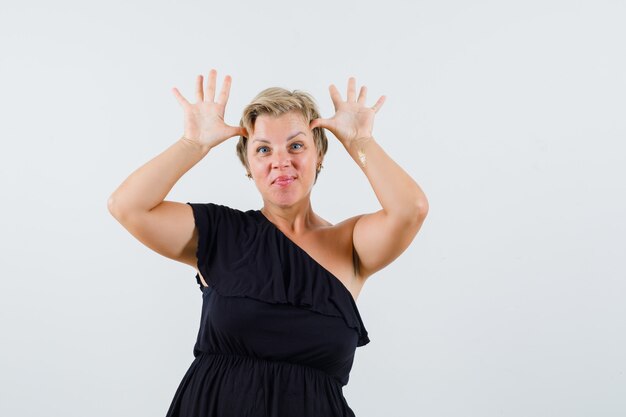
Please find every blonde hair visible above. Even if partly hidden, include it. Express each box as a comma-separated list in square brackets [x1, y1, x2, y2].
[236, 87, 328, 182]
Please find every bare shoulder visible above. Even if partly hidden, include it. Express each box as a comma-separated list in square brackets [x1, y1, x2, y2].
[317, 213, 366, 243]
[313, 212, 362, 241]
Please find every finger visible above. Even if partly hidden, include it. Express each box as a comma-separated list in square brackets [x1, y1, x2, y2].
[172, 87, 190, 108]
[309, 118, 325, 130]
[328, 84, 343, 109]
[205, 69, 217, 102]
[227, 125, 247, 138]
[347, 77, 356, 102]
[372, 95, 386, 113]
[357, 86, 367, 104]
[195, 75, 204, 102]
[311, 118, 335, 132]
[217, 74, 232, 106]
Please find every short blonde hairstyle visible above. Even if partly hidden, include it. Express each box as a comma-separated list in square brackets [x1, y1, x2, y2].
[236, 87, 328, 182]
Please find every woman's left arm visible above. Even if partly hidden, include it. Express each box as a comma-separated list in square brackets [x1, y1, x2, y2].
[345, 135, 428, 280]
[310, 77, 429, 280]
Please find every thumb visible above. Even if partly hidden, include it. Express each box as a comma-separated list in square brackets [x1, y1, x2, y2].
[310, 118, 328, 130]
[229, 125, 247, 137]
[172, 87, 189, 109]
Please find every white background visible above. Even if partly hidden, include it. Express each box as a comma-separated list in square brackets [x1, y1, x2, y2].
[1, 0, 624, 416]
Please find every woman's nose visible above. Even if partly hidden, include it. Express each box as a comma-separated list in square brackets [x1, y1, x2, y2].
[272, 159, 292, 169]
[271, 150, 292, 168]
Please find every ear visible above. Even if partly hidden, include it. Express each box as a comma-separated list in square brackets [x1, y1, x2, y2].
[316, 156, 324, 170]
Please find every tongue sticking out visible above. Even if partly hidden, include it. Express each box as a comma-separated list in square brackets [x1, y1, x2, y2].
[275, 177, 295, 186]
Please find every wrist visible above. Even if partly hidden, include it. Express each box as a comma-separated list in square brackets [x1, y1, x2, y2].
[345, 136, 375, 168]
[179, 135, 212, 154]
[345, 135, 374, 150]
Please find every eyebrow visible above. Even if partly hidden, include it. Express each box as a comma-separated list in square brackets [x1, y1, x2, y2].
[252, 131, 305, 143]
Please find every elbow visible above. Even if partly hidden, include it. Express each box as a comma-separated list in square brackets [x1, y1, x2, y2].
[407, 197, 429, 226]
[389, 198, 428, 226]
[107, 194, 126, 220]
[407, 199, 428, 232]
[107, 194, 116, 215]
[409, 201, 428, 226]
[409, 185, 429, 221]
[409, 192, 429, 218]
[417, 198, 429, 219]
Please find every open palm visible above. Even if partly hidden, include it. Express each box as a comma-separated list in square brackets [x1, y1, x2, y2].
[172, 69, 246, 149]
[310, 77, 385, 146]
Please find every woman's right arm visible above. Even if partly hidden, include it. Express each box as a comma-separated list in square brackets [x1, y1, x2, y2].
[107, 138, 210, 267]
[107, 69, 245, 267]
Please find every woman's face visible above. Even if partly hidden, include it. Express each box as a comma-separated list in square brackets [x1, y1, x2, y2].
[246, 111, 320, 208]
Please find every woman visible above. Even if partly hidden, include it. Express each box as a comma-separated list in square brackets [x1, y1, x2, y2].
[108, 69, 428, 417]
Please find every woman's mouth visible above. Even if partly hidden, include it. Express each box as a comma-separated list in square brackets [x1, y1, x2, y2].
[273, 176, 296, 186]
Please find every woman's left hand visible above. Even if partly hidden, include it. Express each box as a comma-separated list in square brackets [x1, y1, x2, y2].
[310, 77, 385, 146]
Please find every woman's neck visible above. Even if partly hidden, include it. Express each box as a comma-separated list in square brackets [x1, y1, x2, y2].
[260, 200, 318, 235]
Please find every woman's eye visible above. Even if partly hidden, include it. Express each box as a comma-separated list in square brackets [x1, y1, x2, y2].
[291, 143, 303, 150]
[257, 146, 269, 154]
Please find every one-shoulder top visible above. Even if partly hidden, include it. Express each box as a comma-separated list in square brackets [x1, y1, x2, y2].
[165, 203, 370, 417]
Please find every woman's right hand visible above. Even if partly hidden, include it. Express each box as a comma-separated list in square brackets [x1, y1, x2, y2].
[172, 69, 247, 149]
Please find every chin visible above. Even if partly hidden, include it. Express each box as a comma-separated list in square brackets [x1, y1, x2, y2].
[265, 189, 311, 208]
